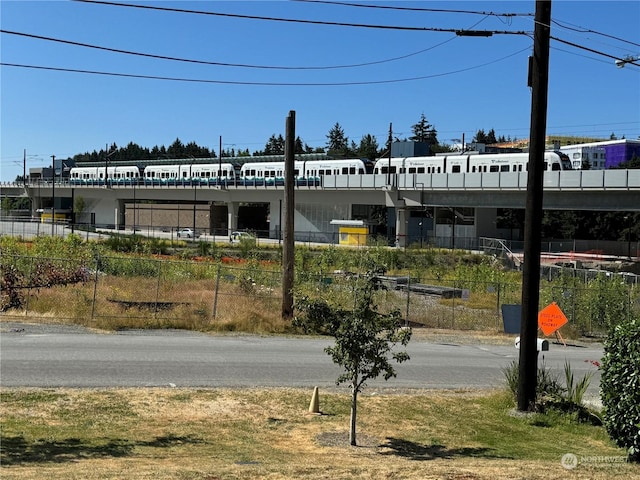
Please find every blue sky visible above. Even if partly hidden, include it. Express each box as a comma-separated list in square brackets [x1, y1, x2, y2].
[1, 0, 639, 182]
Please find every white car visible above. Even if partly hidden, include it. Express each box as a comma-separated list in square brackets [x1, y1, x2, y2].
[177, 228, 194, 238]
[230, 231, 254, 243]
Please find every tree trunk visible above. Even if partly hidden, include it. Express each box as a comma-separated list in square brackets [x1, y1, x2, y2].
[350, 383, 358, 446]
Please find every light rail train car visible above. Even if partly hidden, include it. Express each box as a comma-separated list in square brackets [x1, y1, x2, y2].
[69, 165, 140, 185]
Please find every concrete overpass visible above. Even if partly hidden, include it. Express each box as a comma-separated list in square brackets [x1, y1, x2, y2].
[2, 169, 639, 247]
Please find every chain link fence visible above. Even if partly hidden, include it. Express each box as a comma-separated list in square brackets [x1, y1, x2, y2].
[3, 254, 638, 337]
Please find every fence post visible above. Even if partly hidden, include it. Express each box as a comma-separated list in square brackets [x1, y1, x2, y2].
[212, 264, 221, 320]
[154, 259, 162, 319]
[91, 255, 99, 321]
[496, 283, 501, 330]
[451, 279, 456, 329]
[405, 275, 410, 327]
[24, 256, 34, 316]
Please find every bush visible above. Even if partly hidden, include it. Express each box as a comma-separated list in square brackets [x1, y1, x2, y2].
[502, 358, 564, 400]
[600, 317, 640, 462]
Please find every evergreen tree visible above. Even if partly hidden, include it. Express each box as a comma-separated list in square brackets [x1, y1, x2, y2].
[167, 138, 185, 157]
[410, 113, 438, 144]
[294, 136, 307, 154]
[326, 122, 350, 156]
[486, 129, 498, 144]
[358, 134, 380, 161]
[473, 129, 488, 144]
[264, 134, 285, 155]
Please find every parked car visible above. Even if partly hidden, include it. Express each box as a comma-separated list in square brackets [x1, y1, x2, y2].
[230, 231, 254, 243]
[177, 228, 194, 238]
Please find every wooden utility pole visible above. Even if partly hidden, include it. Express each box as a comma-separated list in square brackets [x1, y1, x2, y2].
[518, 0, 552, 412]
[281, 110, 296, 319]
[387, 123, 392, 185]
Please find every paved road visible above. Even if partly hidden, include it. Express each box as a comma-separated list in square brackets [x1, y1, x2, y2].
[0, 322, 603, 398]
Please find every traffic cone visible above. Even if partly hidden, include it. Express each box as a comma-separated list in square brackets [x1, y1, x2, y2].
[308, 386, 320, 415]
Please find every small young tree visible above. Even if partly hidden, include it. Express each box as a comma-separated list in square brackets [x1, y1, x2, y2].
[295, 275, 411, 446]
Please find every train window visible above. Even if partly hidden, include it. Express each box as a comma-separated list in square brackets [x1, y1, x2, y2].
[543, 162, 548, 170]
[437, 167, 441, 173]
[417, 167, 425, 174]
[500, 165, 510, 172]
[408, 167, 416, 174]
[551, 162, 561, 171]
[451, 165, 461, 173]
[490, 166, 499, 172]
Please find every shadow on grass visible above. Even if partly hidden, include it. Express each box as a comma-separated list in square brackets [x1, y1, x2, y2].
[379, 437, 511, 461]
[0, 434, 205, 465]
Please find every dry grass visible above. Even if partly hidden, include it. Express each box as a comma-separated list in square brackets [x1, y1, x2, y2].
[11, 275, 291, 334]
[7, 272, 516, 336]
[1, 388, 635, 480]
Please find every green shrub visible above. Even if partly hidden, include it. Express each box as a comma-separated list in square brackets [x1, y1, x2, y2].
[502, 359, 564, 401]
[600, 317, 640, 462]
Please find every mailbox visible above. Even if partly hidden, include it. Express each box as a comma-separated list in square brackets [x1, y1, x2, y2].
[515, 336, 549, 352]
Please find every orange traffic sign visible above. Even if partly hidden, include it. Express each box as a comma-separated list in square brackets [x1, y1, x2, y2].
[538, 302, 568, 336]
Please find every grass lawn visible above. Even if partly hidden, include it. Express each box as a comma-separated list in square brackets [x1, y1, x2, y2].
[1, 387, 635, 479]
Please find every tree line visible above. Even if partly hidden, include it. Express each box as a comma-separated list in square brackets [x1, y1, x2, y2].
[66, 113, 504, 165]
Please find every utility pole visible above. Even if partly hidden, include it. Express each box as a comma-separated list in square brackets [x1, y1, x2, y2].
[281, 110, 296, 320]
[23, 149, 26, 186]
[387, 123, 393, 185]
[104, 143, 108, 187]
[218, 135, 222, 183]
[518, 0, 552, 412]
[51, 154, 56, 236]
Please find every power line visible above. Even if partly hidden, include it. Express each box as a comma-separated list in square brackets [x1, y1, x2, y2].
[71, 0, 530, 36]
[0, 29, 460, 71]
[68, 0, 638, 67]
[0, 48, 530, 86]
[290, 0, 534, 17]
[551, 36, 640, 67]
[551, 18, 640, 49]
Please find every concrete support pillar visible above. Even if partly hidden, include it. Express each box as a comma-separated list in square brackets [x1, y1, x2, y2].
[116, 200, 125, 229]
[395, 208, 407, 247]
[270, 200, 282, 240]
[227, 201, 239, 236]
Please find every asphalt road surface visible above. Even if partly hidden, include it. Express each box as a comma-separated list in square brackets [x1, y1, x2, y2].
[0, 322, 604, 399]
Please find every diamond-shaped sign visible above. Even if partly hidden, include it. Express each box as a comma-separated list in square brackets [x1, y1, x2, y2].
[538, 302, 568, 336]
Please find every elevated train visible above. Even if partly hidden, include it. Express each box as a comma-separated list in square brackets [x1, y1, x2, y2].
[68, 151, 571, 186]
[372, 151, 572, 175]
